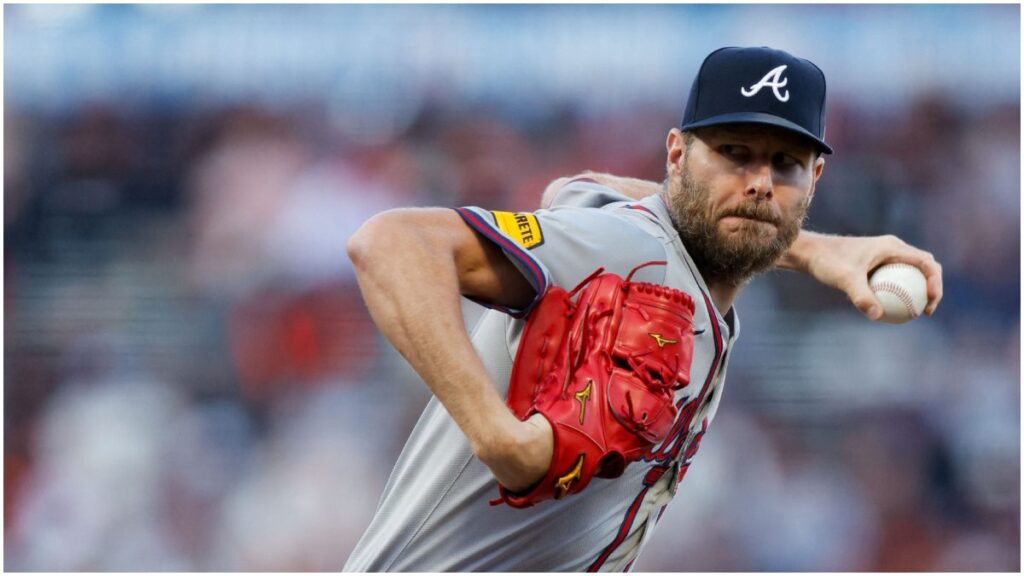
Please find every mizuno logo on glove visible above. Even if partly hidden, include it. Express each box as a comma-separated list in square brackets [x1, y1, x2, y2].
[648, 333, 677, 348]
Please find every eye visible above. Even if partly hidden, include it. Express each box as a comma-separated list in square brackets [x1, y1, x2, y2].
[719, 144, 750, 161]
[773, 152, 803, 170]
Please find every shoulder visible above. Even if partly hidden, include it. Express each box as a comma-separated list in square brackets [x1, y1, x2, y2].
[545, 179, 664, 257]
[545, 205, 661, 253]
[548, 178, 634, 210]
[537, 202, 668, 287]
[456, 202, 667, 292]
[457, 202, 662, 257]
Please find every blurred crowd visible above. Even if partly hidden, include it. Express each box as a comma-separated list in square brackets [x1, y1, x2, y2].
[4, 5, 1020, 572]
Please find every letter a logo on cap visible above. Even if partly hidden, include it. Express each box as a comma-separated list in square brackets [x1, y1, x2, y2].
[741, 65, 790, 102]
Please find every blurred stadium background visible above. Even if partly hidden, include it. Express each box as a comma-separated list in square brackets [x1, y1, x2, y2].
[3, 4, 1019, 571]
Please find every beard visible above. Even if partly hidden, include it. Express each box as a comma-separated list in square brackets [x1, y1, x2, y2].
[665, 169, 808, 287]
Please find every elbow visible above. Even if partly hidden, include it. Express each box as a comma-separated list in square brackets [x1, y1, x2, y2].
[346, 233, 365, 271]
[348, 207, 461, 278]
[346, 220, 372, 269]
[347, 210, 401, 270]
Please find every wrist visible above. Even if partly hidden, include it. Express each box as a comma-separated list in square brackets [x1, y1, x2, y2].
[475, 411, 553, 493]
[779, 230, 826, 273]
[469, 403, 522, 463]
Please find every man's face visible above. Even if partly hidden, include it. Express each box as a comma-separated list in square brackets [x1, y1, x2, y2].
[664, 124, 825, 287]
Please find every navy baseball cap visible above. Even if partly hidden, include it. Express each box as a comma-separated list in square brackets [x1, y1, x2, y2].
[681, 46, 833, 154]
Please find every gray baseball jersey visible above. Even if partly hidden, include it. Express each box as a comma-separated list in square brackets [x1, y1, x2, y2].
[344, 179, 739, 572]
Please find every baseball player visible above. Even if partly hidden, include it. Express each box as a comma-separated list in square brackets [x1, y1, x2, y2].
[344, 47, 942, 571]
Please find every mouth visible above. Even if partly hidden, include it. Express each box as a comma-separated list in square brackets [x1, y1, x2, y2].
[720, 214, 778, 227]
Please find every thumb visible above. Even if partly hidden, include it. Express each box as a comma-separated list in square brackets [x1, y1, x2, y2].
[847, 279, 884, 321]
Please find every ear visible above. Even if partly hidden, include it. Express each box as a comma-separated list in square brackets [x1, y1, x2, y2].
[806, 156, 826, 205]
[812, 156, 825, 182]
[665, 128, 686, 176]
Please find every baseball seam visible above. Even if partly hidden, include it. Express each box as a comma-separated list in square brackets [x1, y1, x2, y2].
[872, 281, 918, 318]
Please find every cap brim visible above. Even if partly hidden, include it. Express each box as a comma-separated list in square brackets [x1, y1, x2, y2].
[681, 112, 833, 155]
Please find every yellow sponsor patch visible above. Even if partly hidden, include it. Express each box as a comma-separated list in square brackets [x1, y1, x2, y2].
[491, 211, 544, 249]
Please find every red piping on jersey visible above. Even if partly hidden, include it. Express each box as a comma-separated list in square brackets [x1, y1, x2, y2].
[454, 208, 548, 317]
[588, 288, 725, 572]
[586, 487, 651, 572]
[625, 204, 657, 218]
[614, 504, 667, 572]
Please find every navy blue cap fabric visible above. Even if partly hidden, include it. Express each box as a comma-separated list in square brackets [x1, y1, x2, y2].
[681, 46, 833, 154]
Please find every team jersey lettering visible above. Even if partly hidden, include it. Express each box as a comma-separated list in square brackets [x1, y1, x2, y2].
[491, 211, 545, 249]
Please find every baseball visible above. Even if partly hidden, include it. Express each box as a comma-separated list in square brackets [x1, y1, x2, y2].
[868, 263, 928, 324]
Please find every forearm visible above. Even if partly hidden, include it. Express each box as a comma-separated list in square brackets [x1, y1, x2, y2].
[347, 210, 518, 454]
[776, 230, 835, 273]
[776, 229, 943, 319]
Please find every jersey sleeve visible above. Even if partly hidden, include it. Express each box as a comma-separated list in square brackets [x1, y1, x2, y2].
[454, 192, 667, 317]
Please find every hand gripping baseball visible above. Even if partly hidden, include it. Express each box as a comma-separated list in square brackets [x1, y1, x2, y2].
[491, 262, 696, 508]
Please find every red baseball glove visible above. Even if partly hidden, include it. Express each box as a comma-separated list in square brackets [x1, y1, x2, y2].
[492, 262, 696, 508]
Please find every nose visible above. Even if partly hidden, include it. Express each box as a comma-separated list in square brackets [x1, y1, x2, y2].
[745, 163, 773, 200]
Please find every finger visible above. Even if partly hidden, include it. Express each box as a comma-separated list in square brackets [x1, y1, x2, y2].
[866, 235, 910, 270]
[921, 260, 943, 315]
[844, 276, 884, 321]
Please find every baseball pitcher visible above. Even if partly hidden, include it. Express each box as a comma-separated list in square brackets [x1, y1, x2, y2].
[344, 46, 942, 571]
